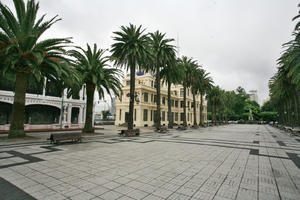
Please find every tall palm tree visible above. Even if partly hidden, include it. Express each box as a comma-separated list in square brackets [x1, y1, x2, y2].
[178, 56, 197, 127]
[161, 59, 184, 128]
[149, 31, 176, 130]
[0, 0, 72, 137]
[111, 24, 151, 130]
[69, 44, 122, 133]
[269, 4, 300, 127]
[196, 68, 213, 126]
[189, 65, 200, 127]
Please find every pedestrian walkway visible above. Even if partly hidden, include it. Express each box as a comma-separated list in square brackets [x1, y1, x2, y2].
[0, 125, 299, 200]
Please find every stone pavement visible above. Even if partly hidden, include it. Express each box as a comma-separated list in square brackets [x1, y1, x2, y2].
[0, 125, 299, 200]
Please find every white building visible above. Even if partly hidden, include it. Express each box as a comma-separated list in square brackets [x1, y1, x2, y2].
[0, 79, 86, 131]
[249, 90, 258, 103]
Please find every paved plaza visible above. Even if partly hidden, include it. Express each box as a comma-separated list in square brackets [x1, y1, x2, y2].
[0, 125, 299, 200]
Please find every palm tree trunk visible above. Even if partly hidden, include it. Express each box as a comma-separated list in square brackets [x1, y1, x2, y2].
[192, 92, 197, 126]
[294, 89, 300, 127]
[128, 62, 136, 130]
[167, 80, 172, 128]
[83, 83, 95, 133]
[155, 64, 161, 130]
[183, 83, 187, 127]
[199, 92, 204, 126]
[287, 99, 292, 127]
[9, 72, 29, 138]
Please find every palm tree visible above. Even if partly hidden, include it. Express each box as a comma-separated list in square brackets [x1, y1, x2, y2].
[189, 65, 200, 127]
[149, 31, 176, 130]
[111, 24, 151, 130]
[69, 44, 122, 133]
[269, 4, 300, 127]
[178, 56, 197, 127]
[196, 68, 213, 126]
[0, 0, 72, 137]
[161, 59, 184, 128]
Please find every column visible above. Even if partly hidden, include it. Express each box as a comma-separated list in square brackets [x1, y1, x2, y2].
[42, 79, 47, 96]
[82, 105, 86, 123]
[78, 106, 83, 124]
[67, 104, 72, 125]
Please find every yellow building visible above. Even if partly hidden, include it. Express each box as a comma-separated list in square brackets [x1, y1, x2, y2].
[115, 73, 207, 127]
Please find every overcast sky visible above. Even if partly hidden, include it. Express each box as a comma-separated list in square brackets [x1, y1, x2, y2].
[2, 0, 299, 105]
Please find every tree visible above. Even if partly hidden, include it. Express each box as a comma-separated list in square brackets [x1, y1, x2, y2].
[268, 3, 300, 127]
[206, 86, 222, 124]
[261, 100, 276, 112]
[195, 68, 213, 126]
[0, 0, 72, 137]
[161, 59, 184, 128]
[189, 65, 201, 127]
[178, 56, 197, 127]
[149, 31, 176, 130]
[111, 24, 151, 130]
[69, 44, 122, 133]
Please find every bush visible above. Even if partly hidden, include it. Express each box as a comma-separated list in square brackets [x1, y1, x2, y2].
[259, 112, 277, 122]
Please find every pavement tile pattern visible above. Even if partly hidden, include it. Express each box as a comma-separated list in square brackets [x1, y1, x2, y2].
[0, 125, 299, 200]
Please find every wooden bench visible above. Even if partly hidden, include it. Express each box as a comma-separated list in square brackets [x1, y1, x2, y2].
[158, 126, 168, 133]
[177, 125, 187, 130]
[291, 128, 300, 136]
[119, 129, 140, 137]
[49, 132, 82, 144]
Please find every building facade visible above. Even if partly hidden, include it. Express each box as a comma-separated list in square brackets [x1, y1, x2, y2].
[0, 79, 86, 131]
[115, 73, 207, 127]
[249, 90, 258, 103]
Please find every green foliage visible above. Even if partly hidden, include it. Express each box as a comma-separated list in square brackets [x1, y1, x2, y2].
[268, 4, 300, 127]
[101, 110, 110, 120]
[261, 100, 277, 112]
[258, 112, 278, 122]
[111, 24, 150, 130]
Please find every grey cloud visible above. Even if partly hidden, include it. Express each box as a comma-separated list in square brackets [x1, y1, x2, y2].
[1, 0, 298, 104]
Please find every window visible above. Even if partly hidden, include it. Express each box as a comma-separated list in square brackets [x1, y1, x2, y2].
[180, 113, 184, 121]
[171, 112, 174, 121]
[180, 88, 184, 97]
[174, 91, 177, 96]
[151, 81, 154, 87]
[175, 112, 178, 121]
[187, 89, 189, 96]
[162, 111, 165, 121]
[154, 95, 157, 103]
[180, 101, 184, 108]
[191, 102, 194, 108]
[143, 109, 148, 121]
[162, 97, 166, 105]
[144, 93, 148, 102]
[188, 112, 189, 121]
[151, 110, 153, 121]
[151, 94, 153, 102]
[188, 101, 190, 108]
[126, 80, 130, 86]
[175, 101, 178, 107]
[119, 109, 122, 120]
[171, 100, 174, 107]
